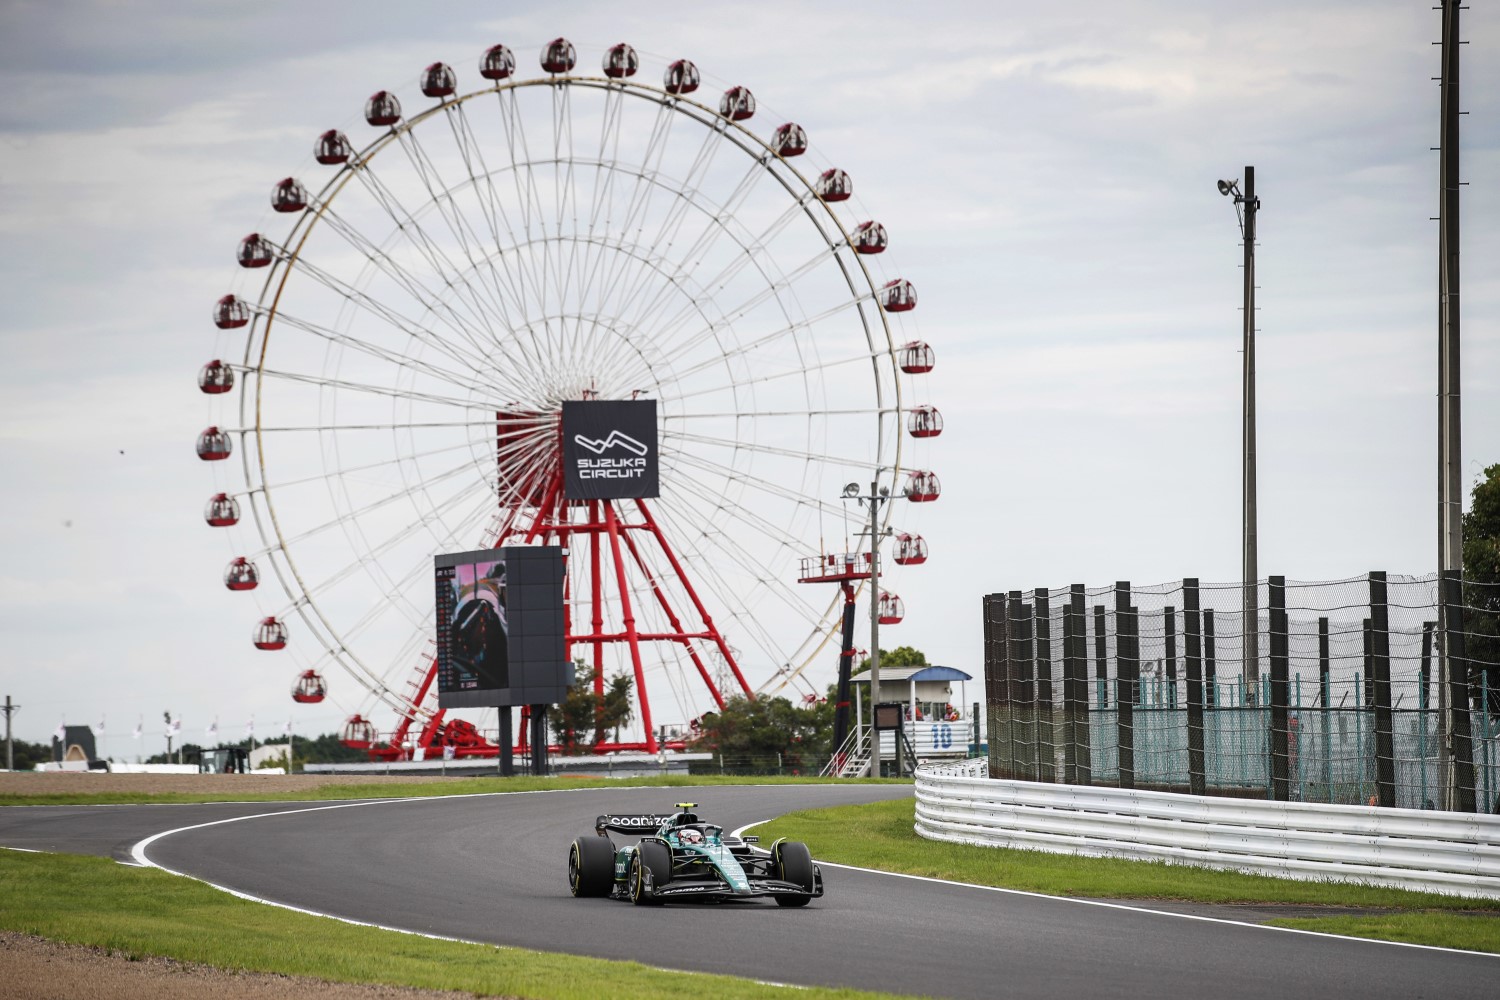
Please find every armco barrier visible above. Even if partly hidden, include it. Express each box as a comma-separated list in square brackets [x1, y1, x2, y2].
[914, 760, 1500, 900]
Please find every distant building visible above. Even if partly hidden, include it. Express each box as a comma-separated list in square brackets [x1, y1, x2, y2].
[52, 725, 97, 764]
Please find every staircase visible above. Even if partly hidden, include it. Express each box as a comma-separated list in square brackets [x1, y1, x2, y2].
[820, 725, 920, 777]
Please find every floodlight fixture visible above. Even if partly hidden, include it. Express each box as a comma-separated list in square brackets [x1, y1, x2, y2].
[842, 482, 860, 499]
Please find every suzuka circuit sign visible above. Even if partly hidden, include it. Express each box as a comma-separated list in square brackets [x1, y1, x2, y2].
[561, 399, 660, 500]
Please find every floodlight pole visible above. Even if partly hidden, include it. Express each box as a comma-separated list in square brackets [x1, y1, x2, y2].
[1220, 167, 1261, 701]
[866, 482, 883, 778]
[1242, 166, 1260, 703]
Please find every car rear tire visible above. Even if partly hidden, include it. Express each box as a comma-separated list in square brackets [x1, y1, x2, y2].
[773, 840, 814, 907]
[630, 840, 672, 906]
[568, 836, 615, 898]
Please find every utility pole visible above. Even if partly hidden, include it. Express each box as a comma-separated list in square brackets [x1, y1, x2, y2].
[1436, 0, 1463, 809]
[3, 696, 18, 771]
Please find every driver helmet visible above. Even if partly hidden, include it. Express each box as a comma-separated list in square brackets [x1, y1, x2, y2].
[678, 827, 704, 845]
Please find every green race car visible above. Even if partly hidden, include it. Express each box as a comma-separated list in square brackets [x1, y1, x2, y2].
[566, 802, 824, 906]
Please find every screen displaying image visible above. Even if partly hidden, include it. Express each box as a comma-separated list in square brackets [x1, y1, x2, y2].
[436, 553, 508, 695]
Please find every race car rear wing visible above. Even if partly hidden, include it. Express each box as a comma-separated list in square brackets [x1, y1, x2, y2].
[595, 813, 674, 835]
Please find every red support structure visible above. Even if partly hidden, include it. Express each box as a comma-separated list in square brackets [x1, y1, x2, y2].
[372, 408, 752, 760]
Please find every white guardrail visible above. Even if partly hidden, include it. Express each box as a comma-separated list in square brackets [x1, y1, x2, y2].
[914, 759, 1500, 900]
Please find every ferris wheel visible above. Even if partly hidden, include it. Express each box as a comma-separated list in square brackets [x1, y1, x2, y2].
[196, 39, 941, 756]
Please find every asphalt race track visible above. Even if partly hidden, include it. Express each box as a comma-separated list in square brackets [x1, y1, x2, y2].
[3, 784, 1496, 998]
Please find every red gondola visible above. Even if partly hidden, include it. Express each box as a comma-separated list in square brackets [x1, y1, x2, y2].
[907, 404, 943, 439]
[270, 177, 307, 213]
[899, 340, 935, 374]
[237, 233, 274, 268]
[213, 294, 250, 329]
[894, 532, 928, 566]
[771, 123, 807, 157]
[196, 426, 232, 461]
[315, 129, 352, 165]
[340, 714, 375, 749]
[603, 43, 638, 79]
[480, 44, 516, 80]
[904, 470, 941, 503]
[880, 278, 917, 313]
[420, 61, 456, 98]
[291, 669, 326, 704]
[851, 221, 888, 254]
[816, 168, 852, 202]
[878, 591, 906, 625]
[364, 90, 402, 127]
[198, 359, 234, 394]
[720, 86, 756, 121]
[253, 616, 288, 650]
[664, 59, 699, 95]
[224, 557, 259, 591]
[541, 37, 576, 74]
[204, 492, 240, 527]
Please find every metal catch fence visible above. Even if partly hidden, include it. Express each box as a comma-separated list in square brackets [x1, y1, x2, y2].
[983, 572, 1500, 813]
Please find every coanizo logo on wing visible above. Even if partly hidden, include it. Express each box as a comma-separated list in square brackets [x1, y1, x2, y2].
[562, 399, 660, 500]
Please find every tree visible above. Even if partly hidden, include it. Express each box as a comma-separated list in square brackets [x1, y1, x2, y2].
[689, 695, 833, 770]
[1462, 463, 1500, 718]
[548, 664, 634, 753]
[5, 738, 52, 771]
[858, 645, 928, 671]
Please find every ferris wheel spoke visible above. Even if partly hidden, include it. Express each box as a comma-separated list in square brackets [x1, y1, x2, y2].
[313, 203, 497, 359]
[647, 489, 826, 670]
[647, 242, 841, 366]
[662, 463, 841, 560]
[666, 428, 876, 470]
[250, 437, 480, 495]
[493, 88, 557, 324]
[247, 418, 496, 433]
[345, 164, 516, 347]
[616, 158, 778, 340]
[662, 447, 851, 524]
[268, 307, 496, 397]
[653, 300, 875, 391]
[574, 119, 763, 375]
[302, 481, 494, 630]
[572, 101, 678, 356]
[663, 350, 873, 403]
[392, 128, 538, 359]
[442, 103, 554, 376]
[274, 258, 507, 393]
[271, 449, 489, 551]
[559, 84, 628, 363]
[611, 195, 813, 368]
[254, 365, 489, 412]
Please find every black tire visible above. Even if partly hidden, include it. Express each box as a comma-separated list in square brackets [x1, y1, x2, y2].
[773, 840, 814, 907]
[630, 840, 672, 906]
[568, 836, 615, 898]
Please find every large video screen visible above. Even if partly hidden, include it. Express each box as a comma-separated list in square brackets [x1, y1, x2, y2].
[436, 546, 570, 709]
[435, 550, 509, 699]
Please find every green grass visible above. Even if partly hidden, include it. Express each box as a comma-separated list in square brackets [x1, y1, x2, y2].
[0, 773, 909, 807]
[0, 850, 911, 999]
[755, 798, 1500, 951]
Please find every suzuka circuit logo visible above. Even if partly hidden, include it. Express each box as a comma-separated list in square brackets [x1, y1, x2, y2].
[573, 429, 649, 481]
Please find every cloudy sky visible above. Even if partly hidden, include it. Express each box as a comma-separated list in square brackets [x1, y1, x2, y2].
[1, 1, 1495, 754]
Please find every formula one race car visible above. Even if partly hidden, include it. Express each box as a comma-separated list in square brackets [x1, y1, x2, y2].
[566, 802, 824, 906]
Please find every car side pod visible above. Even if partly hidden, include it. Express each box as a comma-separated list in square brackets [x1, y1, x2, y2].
[569, 836, 615, 897]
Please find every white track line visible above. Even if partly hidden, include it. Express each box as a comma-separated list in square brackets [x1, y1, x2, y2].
[730, 818, 1500, 960]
